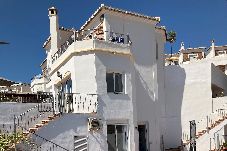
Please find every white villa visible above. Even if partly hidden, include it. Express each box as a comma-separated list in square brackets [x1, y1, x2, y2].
[31, 4, 167, 151]
[29, 4, 227, 151]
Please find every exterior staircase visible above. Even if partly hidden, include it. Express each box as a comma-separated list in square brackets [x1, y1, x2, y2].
[182, 108, 227, 150]
[0, 92, 69, 151]
[15, 113, 69, 151]
[0, 92, 98, 151]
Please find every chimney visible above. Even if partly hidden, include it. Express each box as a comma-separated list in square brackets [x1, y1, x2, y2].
[178, 42, 184, 64]
[211, 39, 215, 57]
[180, 42, 185, 50]
[48, 7, 59, 55]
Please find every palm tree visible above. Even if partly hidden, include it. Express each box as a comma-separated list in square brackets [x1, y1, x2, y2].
[167, 30, 176, 57]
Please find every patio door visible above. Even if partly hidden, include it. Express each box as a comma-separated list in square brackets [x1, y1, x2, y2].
[57, 78, 72, 114]
[138, 124, 148, 151]
[107, 124, 128, 151]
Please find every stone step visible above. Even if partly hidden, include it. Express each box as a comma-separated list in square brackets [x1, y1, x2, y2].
[41, 119, 50, 124]
[35, 123, 44, 128]
[48, 116, 56, 120]
[29, 128, 38, 133]
[22, 131, 29, 137]
[54, 113, 60, 117]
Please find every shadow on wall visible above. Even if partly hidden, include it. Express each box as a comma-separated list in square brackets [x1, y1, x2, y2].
[164, 65, 186, 149]
[34, 113, 89, 151]
[134, 66, 158, 151]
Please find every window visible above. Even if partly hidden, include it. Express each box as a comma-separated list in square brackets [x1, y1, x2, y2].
[107, 125, 128, 151]
[156, 42, 159, 60]
[106, 72, 123, 93]
[174, 61, 179, 65]
[188, 54, 197, 61]
[217, 50, 226, 56]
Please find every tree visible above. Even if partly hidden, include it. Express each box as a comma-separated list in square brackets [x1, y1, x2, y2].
[167, 30, 176, 57]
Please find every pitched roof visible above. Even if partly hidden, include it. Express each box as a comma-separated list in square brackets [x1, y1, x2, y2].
[180, 48, 205, 53]
[213, 45, 227, 51]
[43, 5, 161, 48]
[80, 4, 160, 30]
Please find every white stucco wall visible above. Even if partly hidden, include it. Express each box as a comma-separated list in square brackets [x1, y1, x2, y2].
[31, 77, 47, 93]
[211, 63, 227, 93]
[43, 7, 165, 151]
[164, 62, 212, 148]
[164, 61, 227, 149]
[95, 53, 135, 151]
[104, 13, 165, 151]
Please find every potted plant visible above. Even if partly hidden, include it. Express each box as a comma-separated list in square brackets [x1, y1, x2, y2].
[223, 142, 227, 151]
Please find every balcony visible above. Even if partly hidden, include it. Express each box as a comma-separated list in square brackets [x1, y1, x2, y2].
[51, 30, 131, 66]
[57, 93, 98, 114]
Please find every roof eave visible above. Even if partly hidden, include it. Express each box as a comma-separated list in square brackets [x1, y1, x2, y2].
[80, 5, 160, 30]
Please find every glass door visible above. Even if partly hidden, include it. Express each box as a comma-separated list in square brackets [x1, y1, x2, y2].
[107, 124, 128, 151]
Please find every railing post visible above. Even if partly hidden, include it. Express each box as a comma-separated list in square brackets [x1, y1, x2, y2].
[206, 116, 209, 132]
[212, 98, 214, 113]
[52, 95, 55, 115]
[14, 114, 17, 151]
[210, 138, 212, 151]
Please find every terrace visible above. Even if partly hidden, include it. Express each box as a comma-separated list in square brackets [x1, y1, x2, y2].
[51, 26, 132, 65]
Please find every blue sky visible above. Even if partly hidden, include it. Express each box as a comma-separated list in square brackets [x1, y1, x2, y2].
[0, 0, 227, 83]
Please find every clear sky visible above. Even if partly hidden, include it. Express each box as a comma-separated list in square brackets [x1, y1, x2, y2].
[0, 0, 227, 83]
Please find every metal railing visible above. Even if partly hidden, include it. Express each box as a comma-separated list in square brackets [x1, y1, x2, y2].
[182, 109, 227, 144]
[0, 92, 57, 150]
[51, 36, 74, 64]
[0, 92, 41, 103]
[14, 92, 54, 132]
[16, 125, 69, 151]
[51, 28, 132, 64]
[13, 91, 69, 151]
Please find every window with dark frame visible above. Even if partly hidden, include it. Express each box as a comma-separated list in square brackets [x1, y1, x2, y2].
[106, 72, 123, 93]
[156, 42, 159, 60]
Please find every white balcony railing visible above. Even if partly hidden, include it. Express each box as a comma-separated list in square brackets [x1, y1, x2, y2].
[51, 30, 131, 64]
[57, 93, 98, 114]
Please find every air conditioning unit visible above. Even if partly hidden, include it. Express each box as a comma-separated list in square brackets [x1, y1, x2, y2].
[88, 117, 102, 131]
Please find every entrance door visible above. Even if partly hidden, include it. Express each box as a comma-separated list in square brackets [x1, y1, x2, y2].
[138, 124, 148, 151]
[107, 125, 128, 151]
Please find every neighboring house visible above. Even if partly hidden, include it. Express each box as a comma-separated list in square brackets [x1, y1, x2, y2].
[177, 42, 205, 64]
[165, 53, 179, 66]
[31, 59, 48, 93]
[0, 77, 31, 94]
[178, 47, 205, 64]
[165, 42, 206, 66]
[33, 4, 167, 151]
[31, 74, 47, 93]
[10, 83, 31, 94]
[164, 41, 227, 150]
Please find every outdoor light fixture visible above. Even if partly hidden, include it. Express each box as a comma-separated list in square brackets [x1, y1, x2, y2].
[57, 71, 62, 79]
[88, 117, 102, 131]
